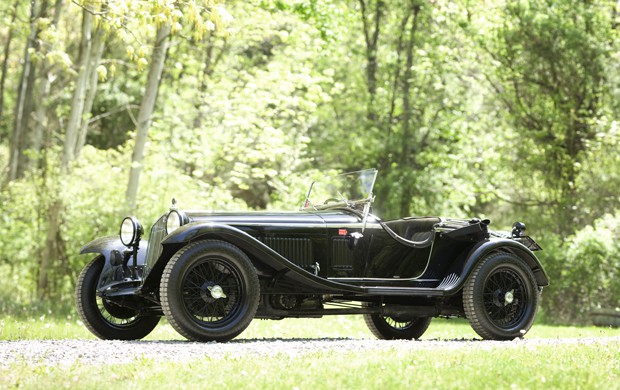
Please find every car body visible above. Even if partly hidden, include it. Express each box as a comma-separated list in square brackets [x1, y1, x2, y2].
[76, 169, 548, 342]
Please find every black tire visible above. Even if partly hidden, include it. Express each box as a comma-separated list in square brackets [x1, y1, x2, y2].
[75, 256, 160, 340]
[363, 303, 432, 340]
[160, 240, 260, 342]
[463, 252, 539, 340]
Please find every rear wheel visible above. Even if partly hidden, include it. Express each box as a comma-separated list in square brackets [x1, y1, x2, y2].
[75, 256, 160, 340]
[363, 303, 431, 340]
[160, 240, 260, 342]
[463, 252, 539, 340]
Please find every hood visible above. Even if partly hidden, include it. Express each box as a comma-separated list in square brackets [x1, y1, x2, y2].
[182, 210, 361, 227]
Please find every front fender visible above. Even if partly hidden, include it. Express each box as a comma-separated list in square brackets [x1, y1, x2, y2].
[80, 236, 148, 267]
[80, 236, 125, 259]
[159, 223, 297, 276]
[80, 236, 148, 291]
[143, 222, 363, 294]
[160, 222, 265, 247]
[460, 238, 549, 287]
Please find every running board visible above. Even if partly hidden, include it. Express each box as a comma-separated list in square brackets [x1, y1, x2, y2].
[363, 286, 449, 297]
[337, 273, 461, 297]
[257, 305, 443, 318]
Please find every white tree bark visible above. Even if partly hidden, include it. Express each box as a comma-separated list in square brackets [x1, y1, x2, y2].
[75, 23, 105, 157]
[125, 23, 171, 212]
[62, 7, 92, 170]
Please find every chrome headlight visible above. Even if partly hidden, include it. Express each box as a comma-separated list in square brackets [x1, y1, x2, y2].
[166, 210, 187, 234]
[120, 216, 143, 247]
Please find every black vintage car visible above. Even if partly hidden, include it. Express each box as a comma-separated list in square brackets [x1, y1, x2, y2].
[76, 169, 548, 342]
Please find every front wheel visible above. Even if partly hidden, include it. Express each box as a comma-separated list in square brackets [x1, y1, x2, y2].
[160, 240, 260, 342]
[76, 256, 160, 340]
[463, 252, 539, 340]
[363, 303, 431, 340]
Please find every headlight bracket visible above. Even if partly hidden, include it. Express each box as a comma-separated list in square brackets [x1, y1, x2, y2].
[119, 216, 143, 280]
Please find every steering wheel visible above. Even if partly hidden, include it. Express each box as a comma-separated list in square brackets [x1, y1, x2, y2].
[323, 198, 340, 204]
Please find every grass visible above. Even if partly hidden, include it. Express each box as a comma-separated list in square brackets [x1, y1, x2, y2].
[2, 309, 620, 341]
[1, 312, 620, 389]
[1, 332, 619, 389]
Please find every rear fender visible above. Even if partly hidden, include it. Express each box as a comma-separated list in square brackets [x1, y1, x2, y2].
[460, 239, 549, 287]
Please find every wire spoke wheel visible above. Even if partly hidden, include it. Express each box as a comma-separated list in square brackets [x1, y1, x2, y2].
[75, 256, 160, 340]
[363, 303, 431, 340]
[482, 268, 527, 328]
[464, 252, 539, 340]
[181, 257, 243, 324]
[161, 240, 260, 342]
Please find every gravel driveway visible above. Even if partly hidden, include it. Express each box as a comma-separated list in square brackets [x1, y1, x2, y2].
[2, 337, 619, 367]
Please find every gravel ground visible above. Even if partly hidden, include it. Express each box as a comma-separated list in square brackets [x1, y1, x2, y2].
[1, 337, 619, 367]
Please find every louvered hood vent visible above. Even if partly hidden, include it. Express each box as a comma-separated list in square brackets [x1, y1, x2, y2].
[261, 237, 313, 268]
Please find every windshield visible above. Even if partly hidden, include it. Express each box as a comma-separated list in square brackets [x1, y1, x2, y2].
[302, 169, 378, 211]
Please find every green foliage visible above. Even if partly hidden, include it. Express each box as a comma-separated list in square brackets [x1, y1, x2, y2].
[1, 0, 620, 323]
[151, 2, 328, 209]
[0, 142, 249, 304]
[542, 214, 620, 324]
[473, 0, 619, 234]
[576, 119, 620, 218]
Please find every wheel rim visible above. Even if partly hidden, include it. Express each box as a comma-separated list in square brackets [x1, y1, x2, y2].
[482, 267, 529, 329]
[96, 296, 140, 327]
[181, 256, 244, 326]
[383, 316, 415, 331]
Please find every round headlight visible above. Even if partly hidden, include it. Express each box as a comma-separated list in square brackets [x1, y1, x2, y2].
[166, 210, 187, 234]
[120, 217, 143, 247]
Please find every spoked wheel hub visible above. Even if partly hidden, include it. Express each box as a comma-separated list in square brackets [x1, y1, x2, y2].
[491, 288, 515, 307]
[484, 268, 526, 328]
[199, 282, 228, 302]
[183, 258, 242, 323]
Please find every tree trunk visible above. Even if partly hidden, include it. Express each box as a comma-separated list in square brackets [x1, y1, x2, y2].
[31, 0, 64, 170]
[126, 23, 171, 212]
[7, 0, 42, 182]
[37, 198, 62, 298]
[0, 0, 21, 120]
[193, 33, 227, 129]
[398, 4, 421, 216]
[75, 17, 106, 156]
[62, 7, 92, 170]
[359, 0, 384, 120]
[35, 0, 67, 299]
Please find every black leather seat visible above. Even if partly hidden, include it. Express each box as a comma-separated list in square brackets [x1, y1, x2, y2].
[381, 217, 441, 248]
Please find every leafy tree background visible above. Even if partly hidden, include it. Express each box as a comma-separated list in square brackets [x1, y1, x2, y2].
[0, 0, 619, 324]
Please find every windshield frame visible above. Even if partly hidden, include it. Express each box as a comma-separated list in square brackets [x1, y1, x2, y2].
[301, 169, 378, 212]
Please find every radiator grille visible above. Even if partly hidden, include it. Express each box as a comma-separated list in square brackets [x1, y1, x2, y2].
[144, 216, 166, 277]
